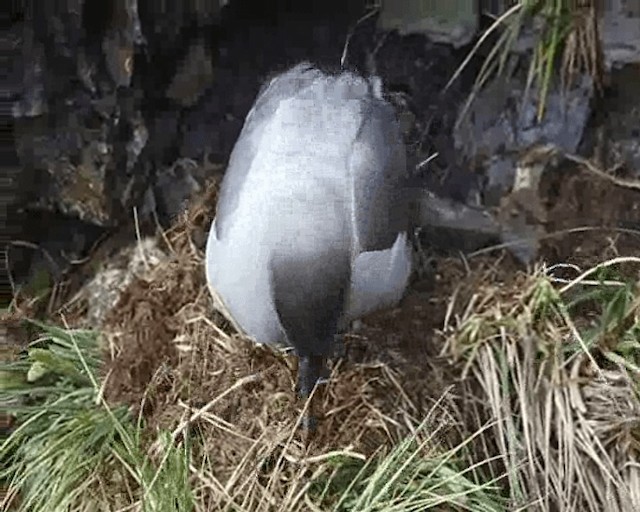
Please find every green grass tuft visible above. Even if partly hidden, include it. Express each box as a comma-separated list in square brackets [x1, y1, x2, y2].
[1, 321, 194, 512]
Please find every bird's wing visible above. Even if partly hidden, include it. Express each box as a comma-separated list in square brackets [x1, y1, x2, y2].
[214, 62, 323, 239]
[348, 96, 409, 254]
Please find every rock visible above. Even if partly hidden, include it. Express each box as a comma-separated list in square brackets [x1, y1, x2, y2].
[138, 0, 222, 43]
[102, 0, 147, 87]
[599, 0, 640, 69]
[7, 0, 489, 291]
[11, 212, 106, 289]
[78, 237, 167, 328]
[165, 39, 215, 107]
[125, 110, 149, 175]
[146, 106, 181, 165]
[378, 0, 479, 48]
[483, 154, 518, 207]
[454, 72, 593, 206]
[46, 147, 113, 226]
[154, 158, 209, 223]
[495, 145, 562, 263]
[12, 25, 47, 118]
[408, 185, 539, 263]
[409, 187, 502, 239]
[451, 55, 595, 264]
[15, 113, 115, 226]
[102, 34, 134, 88]
[180, 91, 246, 161]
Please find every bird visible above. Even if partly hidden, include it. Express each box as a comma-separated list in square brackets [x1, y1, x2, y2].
[205, 61, 413, 431]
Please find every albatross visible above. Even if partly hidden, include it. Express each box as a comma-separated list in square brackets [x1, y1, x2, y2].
[205, 62, 412, 430]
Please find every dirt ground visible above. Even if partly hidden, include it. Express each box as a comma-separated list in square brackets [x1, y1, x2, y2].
[539, 158, 640, 268]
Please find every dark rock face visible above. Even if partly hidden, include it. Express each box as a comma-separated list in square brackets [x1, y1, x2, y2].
[453, 73, 594, 208]
[13, 0, 636, 295]
[7, 0, 478, 292]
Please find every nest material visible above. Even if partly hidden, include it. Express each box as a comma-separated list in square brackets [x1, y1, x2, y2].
[93, 169, 640, 510]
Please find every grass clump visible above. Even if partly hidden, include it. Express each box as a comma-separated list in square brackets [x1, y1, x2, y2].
[445, 259, 640, 510]
[0, 317, 508, 512]
[448, 0, 603, 123]
[309, 417, 507, 512]
[0, 321, 194, 512]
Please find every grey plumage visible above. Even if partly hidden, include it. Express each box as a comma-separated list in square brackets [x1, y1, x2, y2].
[205, 62, 412, 429]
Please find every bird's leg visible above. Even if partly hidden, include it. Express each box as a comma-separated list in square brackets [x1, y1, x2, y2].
[297, 354, 325, 432]
[297, 354, 324, 398]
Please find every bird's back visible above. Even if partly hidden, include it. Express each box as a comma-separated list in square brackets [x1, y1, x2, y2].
[206, 63, 410, 354]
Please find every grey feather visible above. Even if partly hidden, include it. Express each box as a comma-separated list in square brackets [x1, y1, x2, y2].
[205, 63, 412, 411]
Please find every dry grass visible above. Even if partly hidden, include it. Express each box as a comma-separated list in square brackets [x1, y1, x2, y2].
[93, 181, 479, 510]
[443, 261, 640, 510]
[92, 177, 640, 510]
[4, 174, 640, 510]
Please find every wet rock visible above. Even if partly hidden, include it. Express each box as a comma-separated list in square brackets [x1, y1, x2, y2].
[454, 72, 593, 207]
[154, 158, 217, 223]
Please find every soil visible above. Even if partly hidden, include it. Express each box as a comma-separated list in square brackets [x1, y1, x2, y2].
[539, 159, 640, 270]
